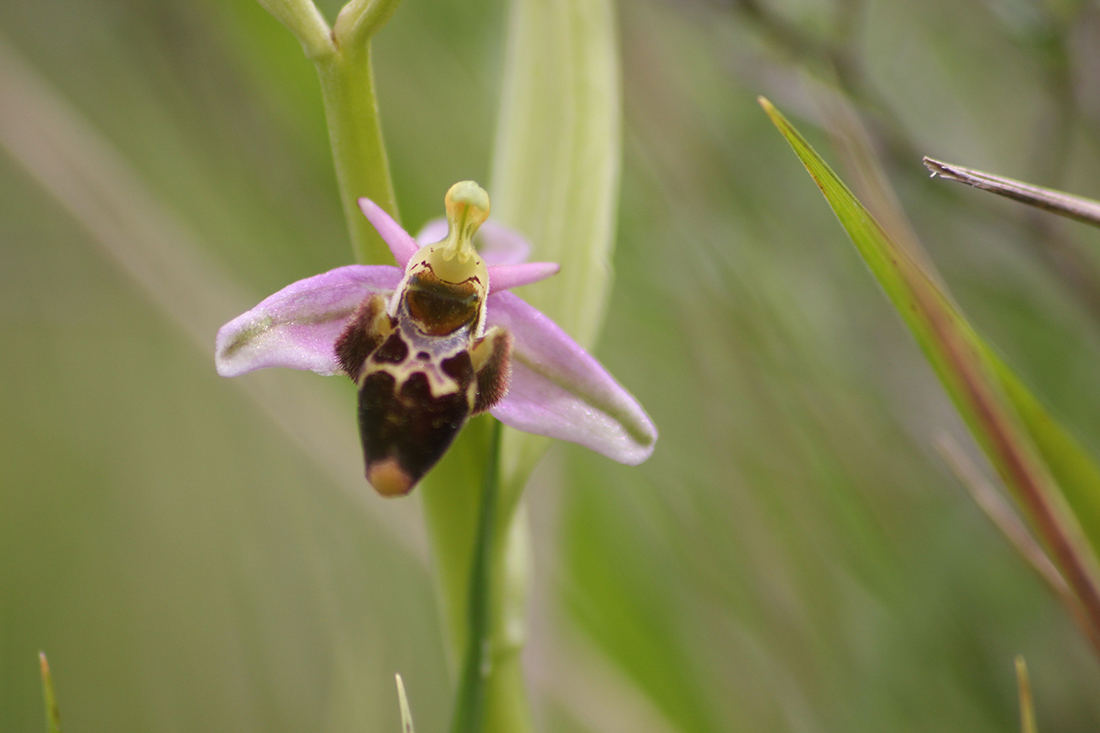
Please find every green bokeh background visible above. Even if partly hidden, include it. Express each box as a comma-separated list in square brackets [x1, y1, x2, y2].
[3, 0, 1100, 731]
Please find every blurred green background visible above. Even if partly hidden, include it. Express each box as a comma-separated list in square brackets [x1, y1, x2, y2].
[4, 0, 1100, 731]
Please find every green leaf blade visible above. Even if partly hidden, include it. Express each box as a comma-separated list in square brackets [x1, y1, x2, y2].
[760, 97, 1100, 651]
[996, 370, 1100, 560]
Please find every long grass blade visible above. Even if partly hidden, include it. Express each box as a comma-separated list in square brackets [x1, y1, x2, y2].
[760, 97, 1100, 657]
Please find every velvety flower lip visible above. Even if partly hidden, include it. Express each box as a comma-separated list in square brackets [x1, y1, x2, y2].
[215, 198, 657, 465]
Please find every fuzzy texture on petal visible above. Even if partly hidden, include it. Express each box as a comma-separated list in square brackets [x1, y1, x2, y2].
[486, 291, 657, 464]
[215, 265, 402, 377]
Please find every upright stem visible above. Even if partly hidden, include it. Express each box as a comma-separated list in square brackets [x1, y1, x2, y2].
[448, 421, 501, 732]
[262, 0, 533, 728]
[259, 0, 399, 265]
[422, 419, 534, 733]
[427, 2, 624, 730]
[483, 506, 533, 732]
[448, 421, 534, 733]
[316, 42, 398, 265]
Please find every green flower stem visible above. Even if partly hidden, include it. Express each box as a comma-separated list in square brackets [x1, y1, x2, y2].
[421, 418, 494, 672]
[333, 0, 404, 50]
[316, 41, 398, 266]
[426, 2, 622, 730]
[256, 0, 334, 60]
[483, 506, 533, 733]
[421, 419, 533, 733]
[258, 0, 400, 264]
[263, 1, 533, 729]
[449, 419, 501, 733]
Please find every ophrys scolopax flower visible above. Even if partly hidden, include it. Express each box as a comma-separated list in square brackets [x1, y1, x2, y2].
[216, 182, 656, 496]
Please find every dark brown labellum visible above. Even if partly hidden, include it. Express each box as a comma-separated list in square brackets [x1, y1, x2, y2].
[334, 278, 512, 497]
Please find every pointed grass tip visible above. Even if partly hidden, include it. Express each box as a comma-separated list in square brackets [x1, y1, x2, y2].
[396, 673, 415, 733]
[40, 651, 61, 733]
[1016, 656, 1037, 733]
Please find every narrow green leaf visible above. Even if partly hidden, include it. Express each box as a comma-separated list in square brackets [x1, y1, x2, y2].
[760, 97, 1100, 650]
[996, 371, 1100, 561]
[490, 0, 622, 503]
[39, 652, 61, 733]
[490, 0, 620, 348]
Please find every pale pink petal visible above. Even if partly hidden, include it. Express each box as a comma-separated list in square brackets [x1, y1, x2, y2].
[486, 292, 657, 465]
[488, 262, 561, 293]
[215, 265, 402, 377]
[414, 218, 449, 246]
[358, 198, 418, 266]
[477, 221, 532, 265]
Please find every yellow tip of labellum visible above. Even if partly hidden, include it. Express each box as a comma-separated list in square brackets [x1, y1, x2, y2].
[367, 458, 417, 497]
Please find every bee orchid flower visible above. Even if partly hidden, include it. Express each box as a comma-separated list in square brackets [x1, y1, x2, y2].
[215, 182, 656, 496]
